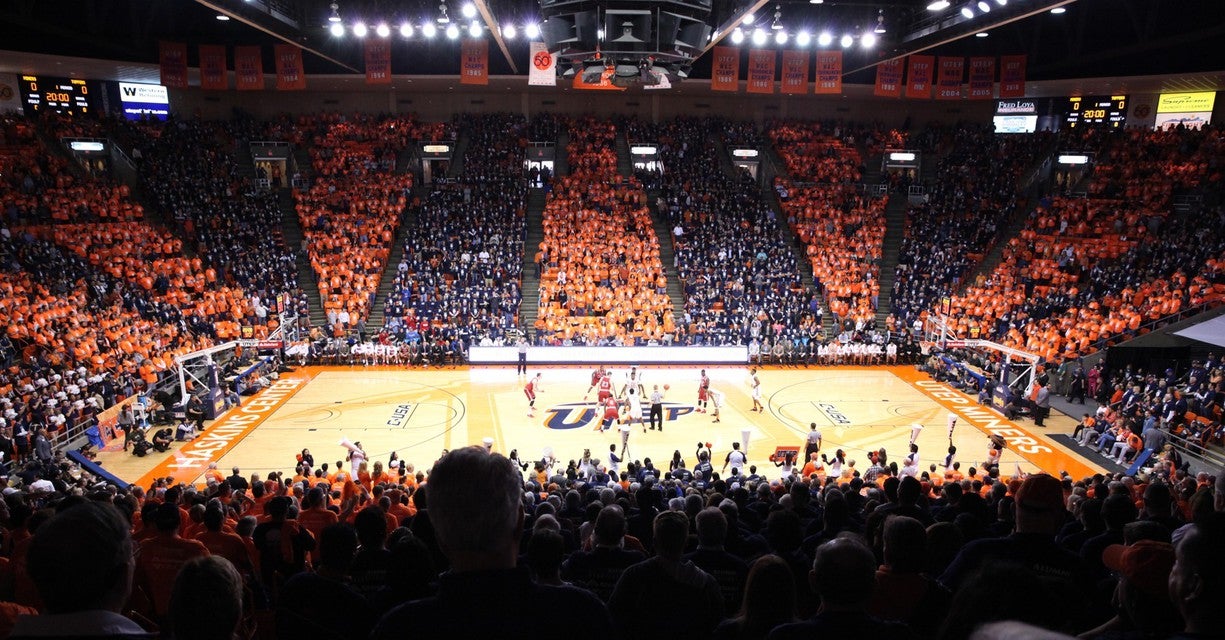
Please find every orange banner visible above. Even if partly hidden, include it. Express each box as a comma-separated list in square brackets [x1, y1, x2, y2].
[159, 41, 189, 89]
[746, 49, 776, 94]
[198, 45, 228, 91]
[711, 46, 740, 92]
[905, 55, 934, 99]
[874, 58, 903, 98]
[968, 56, 995, 99]
[365, 39, 392, 85]
[274, 44, 306, 90]
[999, 54, 1026, 98]
[780, 50, 809, 95]
[235, 46, 264, 91]
[460, 38, 489, 85]
[935, 57, 964, 100]
[814, 51, 842, 95]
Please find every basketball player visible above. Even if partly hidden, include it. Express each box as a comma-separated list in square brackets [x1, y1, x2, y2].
[749, 368, 763, 413]
[584, 365, 608, 401]
[696, 370, 710, 413]
[622, 366, 644, 398]
[709, 387, 725, 423]
[595, 370, 614, 404]
[597, 395, 620, 432]
[625, 386, 646, 433]
[524, 373, 543, 417]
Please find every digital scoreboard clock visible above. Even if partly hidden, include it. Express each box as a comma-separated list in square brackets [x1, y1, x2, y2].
[1065, 95, 1127, 128]
[19, 76, 99, 116]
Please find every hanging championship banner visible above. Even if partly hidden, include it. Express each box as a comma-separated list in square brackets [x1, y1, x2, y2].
[905, 55, 934, 99]
[780, 50, 809, 95]
[711, 46, 740, 92]
[235, 46, 264, 91]
[159, 41, 188, 89]
[935, 57, 964, 100]
[198, 45, 228, 90]
[365, 39, 391, 85]
[874, 58, 903, 98]
[999, 55, 1026, 98]
[747, 49, 776, 94]
[814, 51, 841, 94]
[968, 57, 995, 99]
[460, 38, 489, 85]
[528, 42, 556, 86]
[274, 44, 306, 90]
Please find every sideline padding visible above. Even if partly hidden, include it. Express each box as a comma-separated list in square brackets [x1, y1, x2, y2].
[67, 450, 129, 487]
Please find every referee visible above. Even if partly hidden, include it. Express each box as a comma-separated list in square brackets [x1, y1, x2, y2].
[804, 422, 823, 460]
[515, 336, 528, 375]
[649, 384, 665, 431]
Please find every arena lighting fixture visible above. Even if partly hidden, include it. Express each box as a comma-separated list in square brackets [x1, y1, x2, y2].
[524, 23, 540, 38]
[874, 10, 886, 33]
[446, 24, 460, 39]
[752, 28, 768, 46]
[743, 12, 756, 25]
[810, 0, 824, 4]
[731, 27, 745, 44]
[889, 152, 916, 162]
[468, 21, 482, 37]
[1058, 154, 1089, 165]
[961, 6, 975, 18]
[927, 0, 951, 9]
[995, 0, 1007, 5]
[461, 2, 476, 19]
[328, 2, 341, 23]
[422, 22, 437, 37]
[352, 21, 368, 37]
[977, 1, 991, 12]
[1050, 6, 1066, 13]
[376, 23, 390, 38]
[775, 30, 788, 44]
[861, 32, 877, 48]
[216, 14, 230, 21]
[329, 22, 345, 36]
[840, 33, 853, 48]
[817, 31, 833, 46]
[400, 22, 414, 37]
[976, 31, 988, 37]
[796, 30, 811, 46]
[502, 24, 516, 39]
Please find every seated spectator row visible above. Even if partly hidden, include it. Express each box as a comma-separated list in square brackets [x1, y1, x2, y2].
[627, 116, 816, 347]
[940, 127, 1225, 362]
[383, 114, 526, 348]
[535, 117, 674, 344]
[294, 114, 448, 333]
[890, 125, 1054, 330]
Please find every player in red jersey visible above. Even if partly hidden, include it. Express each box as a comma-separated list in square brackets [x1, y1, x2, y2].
[584, 365, 608, 401]
[525, 373, 543, 417]
[596, 372, 614, 403]
[595, 395, 621, 432]
[696, 369, 710, 413]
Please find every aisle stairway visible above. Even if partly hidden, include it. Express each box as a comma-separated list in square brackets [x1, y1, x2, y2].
[519, 187, 548, 334]
[875, 194, 909, 328]
[555, 131, 570, 177]
[445, 132, 470, 179]
[645, 193, 686, 328]
[366, 185, 425, 328]
[761, 134, 828, 334]
[277, 189, 326, 327]
[615, 131, 632, 178]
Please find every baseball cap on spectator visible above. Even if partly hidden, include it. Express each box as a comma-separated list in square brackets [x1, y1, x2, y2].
[1014, 474, 1065, 513]
[1102, 540, 1175, 599]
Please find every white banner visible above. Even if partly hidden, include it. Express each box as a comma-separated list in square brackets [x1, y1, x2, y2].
[528, 42, 556, 86]
[643, 69, 672, 91]
[0, 74, 21, 113]
[469, 345, 747, 365]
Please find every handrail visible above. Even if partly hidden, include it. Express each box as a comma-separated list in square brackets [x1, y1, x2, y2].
[1166, 429, 1225, 472]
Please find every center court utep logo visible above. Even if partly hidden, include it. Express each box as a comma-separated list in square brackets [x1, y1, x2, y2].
[543, 402, 696, 430]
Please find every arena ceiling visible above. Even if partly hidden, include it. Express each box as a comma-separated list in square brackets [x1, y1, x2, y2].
[1, 0, 1223, 86]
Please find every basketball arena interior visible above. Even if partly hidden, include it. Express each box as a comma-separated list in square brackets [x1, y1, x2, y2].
[1, 0, 1224, 638]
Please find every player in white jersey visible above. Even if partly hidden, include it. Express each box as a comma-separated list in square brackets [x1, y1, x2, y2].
[749, 368, 763, 413]
[708, 387, 725, 423]
[625, 386, 645, 433]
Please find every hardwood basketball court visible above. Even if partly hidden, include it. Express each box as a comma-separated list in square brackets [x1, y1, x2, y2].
[97, 365, 1106, 487]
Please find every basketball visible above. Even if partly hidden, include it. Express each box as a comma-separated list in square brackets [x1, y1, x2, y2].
[663, 384, 670, 390]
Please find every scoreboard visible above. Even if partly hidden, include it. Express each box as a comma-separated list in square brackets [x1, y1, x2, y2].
[19, 76, 100, 116]
[1065, 95, 1127, 129]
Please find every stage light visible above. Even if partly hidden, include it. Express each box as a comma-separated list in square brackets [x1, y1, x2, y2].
[525, 23, 540, 38]
[752, 28, 768, 46]
[376, 23, 390, 38]
[353, 21, 368, 37]
[743, 12, 756, 25]
[731, 27, 745, 44]
[927, 0, 950, 10]
[840, 33, 853, 48]
[976, 31, 988, 37]
[796, 30, 811, 46]
[461, 2, 476, 18]
[503, 24, 516, 39]
[330, 22, 345, 36]
[1050, 6, 1067, 13]
[400, 22, 414, 38]
[862, 32, 877, 48]
[775, 31, 788, 45]
[446, 24, 460, 39]
[961, 6, 975, 18]
[468, 21, 482, 37]
[423, 22, 437, 38]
